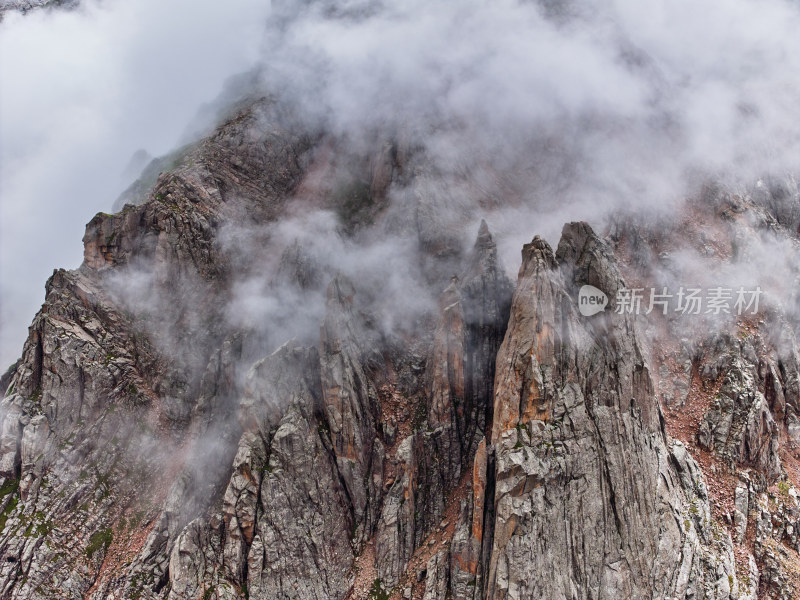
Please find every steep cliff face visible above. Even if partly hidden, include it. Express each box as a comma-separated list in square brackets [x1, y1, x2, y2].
[479, 225, 737, 599]
[1, 97, 800, 600]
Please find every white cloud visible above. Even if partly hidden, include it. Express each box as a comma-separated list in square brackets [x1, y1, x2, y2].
[0, 0, 270, 367]
[258, 0, 800, 232]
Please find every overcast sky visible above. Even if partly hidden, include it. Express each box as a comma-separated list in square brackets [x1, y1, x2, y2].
[0, 0, 270, 367]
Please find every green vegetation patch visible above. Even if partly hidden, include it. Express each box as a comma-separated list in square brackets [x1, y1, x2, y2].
[0, 478, 19, 498]
[85, 528, 113, 559]
[368, 578, 390, 600]
[0, 496, 19, 532]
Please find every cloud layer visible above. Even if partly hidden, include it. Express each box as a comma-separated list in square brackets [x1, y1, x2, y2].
[3, 0, 800, 367]
[258, 0, 800, 250]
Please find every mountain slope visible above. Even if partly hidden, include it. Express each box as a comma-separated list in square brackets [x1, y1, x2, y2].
[1, 97, 800, 600]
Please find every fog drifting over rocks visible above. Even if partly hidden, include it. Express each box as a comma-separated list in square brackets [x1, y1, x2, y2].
[3, 0, 800, 367]
[0, 0, 270, 367]
[259, 0, 800, 239]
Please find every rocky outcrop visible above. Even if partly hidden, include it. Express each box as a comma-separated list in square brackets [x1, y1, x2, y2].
[374, 222, 513, 590]
[238, 344, 355, 600]
[698, 351, 781, 481]
[320, 275, 383, 544]
[426, 221, 512, 491]
[478, 223, 739, 599]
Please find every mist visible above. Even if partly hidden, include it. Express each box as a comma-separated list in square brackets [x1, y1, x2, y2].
[4, 0, 800, 370]
[0, 0, 270, 368]
[170, 0, 799, 364]
[255, 0, 800, 264]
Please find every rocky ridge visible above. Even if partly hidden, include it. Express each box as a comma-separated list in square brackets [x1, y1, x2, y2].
[1, 97, 799, 599]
